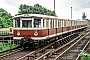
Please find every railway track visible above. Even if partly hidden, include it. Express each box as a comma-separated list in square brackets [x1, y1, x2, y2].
[0, 47, 22, 56]
[1, 51, 32, 60]
[0, 39, 55, 60]
[0, 33, 78, 60]
[16, 31, 86, 60]
[56, 32, 90, 60]
[0, 47, 24, 60]
[35, 30, 89, 60]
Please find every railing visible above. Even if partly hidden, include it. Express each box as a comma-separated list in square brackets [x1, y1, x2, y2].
[0, 31, 9, 36]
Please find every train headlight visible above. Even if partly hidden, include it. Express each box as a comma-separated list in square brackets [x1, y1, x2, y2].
[34, 30, 38, 36]
[9, 27, 13, 34]
[17, 30, 20, 36]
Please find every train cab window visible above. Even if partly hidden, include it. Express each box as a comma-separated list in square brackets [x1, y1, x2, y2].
[22, 20, 32, 28]
[34, 19, 41, 28]
[15, 19, 20, 27]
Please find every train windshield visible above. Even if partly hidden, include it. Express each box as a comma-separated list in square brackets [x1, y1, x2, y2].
[15, 19, 20, 27]
[22, 18, 32, 28]
[34, 19, 41, 28]
[22, 20, 32, 28]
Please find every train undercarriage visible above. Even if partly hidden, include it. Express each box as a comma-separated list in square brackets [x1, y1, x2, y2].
[19, 27, 87, 49]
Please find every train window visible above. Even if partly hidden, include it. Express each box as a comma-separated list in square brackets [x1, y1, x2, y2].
[58, 20, 59, 28]
[52, 20, 53, 28]
[46, 20, 49, 28]
[61, 20, 62, 27]
[58, 20, 60, 28]
[61, 20, 64, 27]
[75, 21, 76, 26]
[74, 21, 75, 26]
[72, 21, 74, 26]
[64, 20, 65, 27]
[34, 19, 41, 28]
[66, 20, 68, 27]
[70, 20, 72, 26]
[15, 19, 20, 27]
[69, 20, 71, 26]
[50, 20, 52, 28]
[43, 19, 45, 27]
[22, 20, 32, 28]
[63, 20, 65, 27]
[55, 20, 57, 28]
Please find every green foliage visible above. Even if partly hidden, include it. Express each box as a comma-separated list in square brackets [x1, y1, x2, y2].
[0, 8, 13, 28]
[17, 4, 56, 16]
[0, 40, 17, 52]
[78, 50, 90, 60]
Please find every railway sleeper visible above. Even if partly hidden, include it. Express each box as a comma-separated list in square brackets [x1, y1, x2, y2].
[75, 47, 82, 50]
[65, 38, 70, 42]
[54, 34, 79, 48]
[59, 40, 64, 45]
[71, 35, 76, 39]
[71, 34, 77, 39]
[68, 36, 72, 41]
[65, 53, 77, 56]
[61, 56, 76, 60]
[53, 43, 58, 49]
[65, 37, 71, 43]
[62, 39, 66, 44]
[54, 42, 61, 48]
[69, 50, 80, 53]
[69, 35, 74, 40]
[63, 39, 68, 44]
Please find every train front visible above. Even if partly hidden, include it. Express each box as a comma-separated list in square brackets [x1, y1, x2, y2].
[13, 14, 46, 49]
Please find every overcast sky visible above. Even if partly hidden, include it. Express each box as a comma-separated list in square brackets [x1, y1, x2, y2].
[0, 0, 90, 19]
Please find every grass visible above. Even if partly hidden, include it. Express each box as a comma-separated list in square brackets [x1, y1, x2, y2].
[0, 40, 17, 52]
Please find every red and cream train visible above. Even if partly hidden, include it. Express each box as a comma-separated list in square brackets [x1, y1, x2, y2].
[13, 14, 87, 48]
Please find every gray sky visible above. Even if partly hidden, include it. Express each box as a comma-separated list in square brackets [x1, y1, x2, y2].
[0, 0, 90, 19]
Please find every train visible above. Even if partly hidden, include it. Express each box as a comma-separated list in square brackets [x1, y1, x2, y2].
[12, 14, 87, 49]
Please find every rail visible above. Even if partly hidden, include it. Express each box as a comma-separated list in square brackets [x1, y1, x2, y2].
[17, 33, 79, 60]
[17, 42, 55, 60]
[17, 51, 35, 60]
[17, 33, 77, 60]
[52, 35, 81, 54]
[35, 34, 81, 60]
[0, 48, 23, 59]
[36, 50, 51, 60]
[76, 37, 90, 60]
[54, 32, 89, 60]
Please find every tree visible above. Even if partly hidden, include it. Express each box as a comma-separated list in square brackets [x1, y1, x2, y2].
[17, 4, 56, 16]
[0, 8, 13, 28]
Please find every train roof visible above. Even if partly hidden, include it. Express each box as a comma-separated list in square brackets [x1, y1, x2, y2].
[14, 14, 58, 19]
[14, 14, 86, 21]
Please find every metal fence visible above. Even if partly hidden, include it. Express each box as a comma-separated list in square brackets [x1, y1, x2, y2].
[0, 31, 9, 36]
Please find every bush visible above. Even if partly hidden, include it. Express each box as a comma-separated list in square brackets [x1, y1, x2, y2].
[0, 40, 17, 52]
